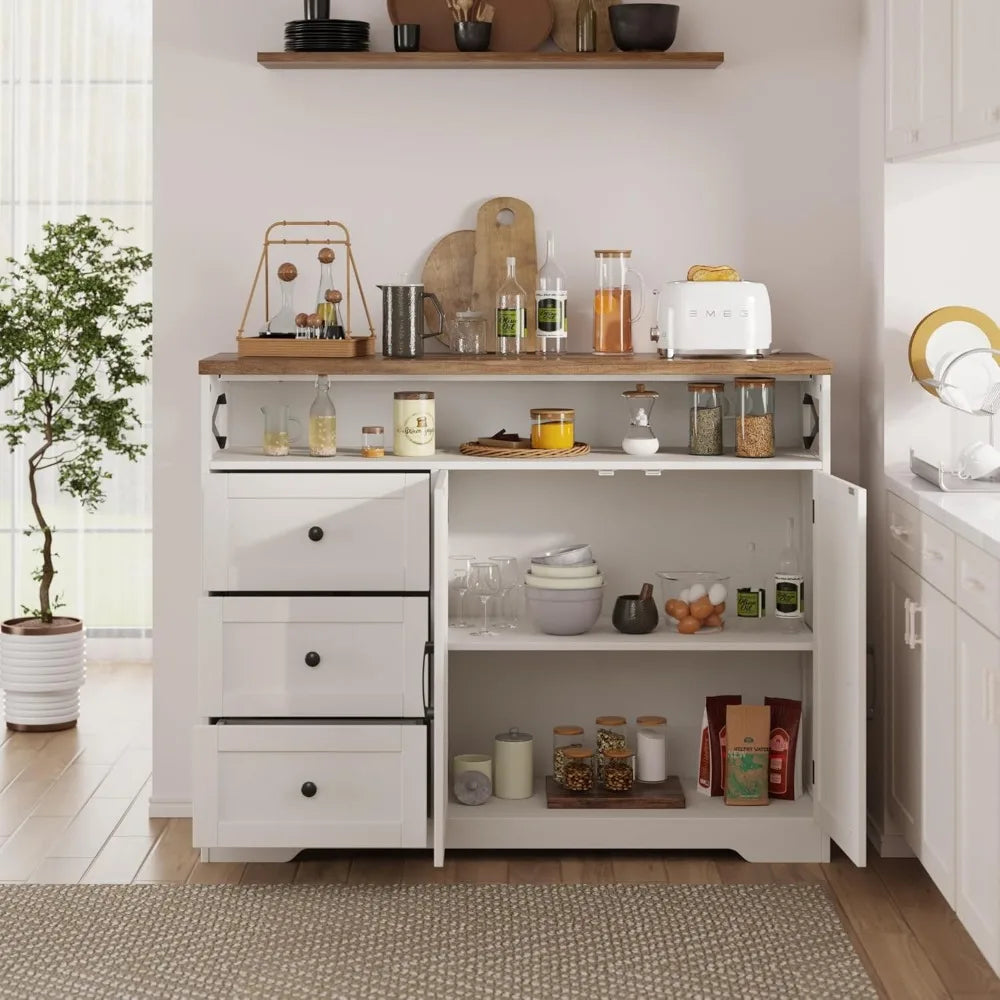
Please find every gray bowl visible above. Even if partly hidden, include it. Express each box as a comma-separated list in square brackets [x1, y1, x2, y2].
[531, 544, 593, 567]
[527, 587, 603, 635]
[609, 3, 679, 51]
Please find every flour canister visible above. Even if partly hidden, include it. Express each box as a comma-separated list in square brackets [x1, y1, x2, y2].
[393, 390, 435, 456]
[493, 726, 534, 799]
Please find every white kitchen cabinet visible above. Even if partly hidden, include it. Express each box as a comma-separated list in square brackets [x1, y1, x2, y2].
[953, 0, 1000, 146]
[886, 0, 953, 158]
[956, 610, 1000, 971]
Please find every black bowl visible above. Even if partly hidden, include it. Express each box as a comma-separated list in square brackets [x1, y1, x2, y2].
[609, 3, 679, 52]
[454, 21, 491, 51]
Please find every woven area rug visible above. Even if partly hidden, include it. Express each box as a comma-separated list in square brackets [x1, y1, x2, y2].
[0, 883, 876, 1000]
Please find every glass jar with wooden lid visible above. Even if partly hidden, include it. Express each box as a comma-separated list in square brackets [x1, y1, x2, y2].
[594, 715, 628, 783]
[599, 747, 635, 792]
[688, 382, 725, 456]
[561, 747, 595, 792]
[530, 408, 575, 450]
[552, 724, 585, 786]
[734, 377, 775, 458]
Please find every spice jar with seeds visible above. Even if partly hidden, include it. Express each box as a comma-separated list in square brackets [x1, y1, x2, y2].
[552, 725, 585, 786]
[734, 377, 775, 458]
[594, 715, 628, 784]
[688, 382, 725, 456]
[600, 747, 634, 792]
[562, 747, 595, 792]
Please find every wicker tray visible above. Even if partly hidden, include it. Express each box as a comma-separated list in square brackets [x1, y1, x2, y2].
[237, 335, 376, 358]
[459, 441, 591, 458]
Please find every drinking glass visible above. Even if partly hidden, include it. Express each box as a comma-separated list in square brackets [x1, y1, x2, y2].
[489, 555, 521, 630]
[449, 555, 475, 628]
[261, 404, 302, 457]
[468, 562, 500, 637]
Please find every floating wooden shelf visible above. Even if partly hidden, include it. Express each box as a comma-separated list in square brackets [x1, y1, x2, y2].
[199, 352, 832, 378]
[257, 51, 724, 70]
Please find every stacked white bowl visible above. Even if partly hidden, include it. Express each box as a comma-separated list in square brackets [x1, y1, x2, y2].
[524, 545, 604, 635]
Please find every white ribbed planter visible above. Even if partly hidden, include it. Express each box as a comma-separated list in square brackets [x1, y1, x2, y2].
[0, 618, 85, 731]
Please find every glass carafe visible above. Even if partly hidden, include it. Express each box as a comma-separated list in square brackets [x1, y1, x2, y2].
[593, 250, 644, 355]
[308, 375, 337, 457]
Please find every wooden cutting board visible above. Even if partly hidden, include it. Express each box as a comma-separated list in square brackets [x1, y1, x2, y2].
[550, 0, 620, 52]
[421, 229, 475, 333]
[471, 196, 538, 353]
[387, 0, 554, 52]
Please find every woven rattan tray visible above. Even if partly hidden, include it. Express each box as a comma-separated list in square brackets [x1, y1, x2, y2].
[459, 441, 591, 458]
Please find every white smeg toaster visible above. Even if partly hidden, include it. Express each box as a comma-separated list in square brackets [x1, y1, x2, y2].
[650, 280, 772, 358]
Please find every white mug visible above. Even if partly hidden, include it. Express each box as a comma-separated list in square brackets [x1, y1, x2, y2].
[955, 440, 1000, 481]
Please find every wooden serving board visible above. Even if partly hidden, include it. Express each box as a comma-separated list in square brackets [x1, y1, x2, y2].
[471, 196, 538, 353]
[550, 0, 620, 52]
[545, 774, 686, 809]
[387, 0, 554, 52]
[237, 336, 376, 358]
[421, 229, 475, 333]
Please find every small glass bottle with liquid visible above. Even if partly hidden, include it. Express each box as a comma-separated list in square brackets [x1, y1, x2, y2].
[309, 375, 337, 457]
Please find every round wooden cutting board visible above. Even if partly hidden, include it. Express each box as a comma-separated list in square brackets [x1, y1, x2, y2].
[421, 229, 475, 333]
[550, 0, 620, 52]
[387, 0, 554, 52]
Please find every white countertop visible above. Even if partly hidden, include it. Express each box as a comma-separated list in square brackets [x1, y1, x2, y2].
[886, 464, 1000, 559]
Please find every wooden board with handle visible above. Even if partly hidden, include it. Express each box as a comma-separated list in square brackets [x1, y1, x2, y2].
[421, 229, 475, 336]
[471, 196, 538, 353]
[550, 0, 620, 53]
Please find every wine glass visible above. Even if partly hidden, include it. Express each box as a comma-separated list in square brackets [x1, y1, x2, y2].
[489, 555, 521, 630]
[468, 562, 500, 637]
[448, 555, 475, 628]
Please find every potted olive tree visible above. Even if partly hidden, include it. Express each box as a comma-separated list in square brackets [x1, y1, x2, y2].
[0, 217, 151, 731]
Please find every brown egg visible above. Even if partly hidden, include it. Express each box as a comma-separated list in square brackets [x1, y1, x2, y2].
[325, 289, 343, 304]
[277, 262, 298, 282]
[677, 616, 702, 635]
[295, 312, 308, 328]
[690, 595, 714, 620]
[713, 602, 726, 616]
[317, 247, 335, 264]
[665, 599, 689, 621]
[704, 613, 724, 630]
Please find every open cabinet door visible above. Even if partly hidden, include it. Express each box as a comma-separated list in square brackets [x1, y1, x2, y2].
[431, 470, 449, 867]
[812, 472, 867, 866]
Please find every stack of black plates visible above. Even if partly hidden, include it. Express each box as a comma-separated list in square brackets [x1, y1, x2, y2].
[284, 19, 370, 52]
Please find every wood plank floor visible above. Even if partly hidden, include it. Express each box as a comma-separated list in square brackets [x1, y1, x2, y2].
[1, 662, 997, 999]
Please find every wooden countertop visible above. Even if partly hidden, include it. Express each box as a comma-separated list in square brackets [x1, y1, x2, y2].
[198, 353, 833, 378]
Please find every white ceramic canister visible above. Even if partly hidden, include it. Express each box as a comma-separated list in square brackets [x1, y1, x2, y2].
[393, 390, 435, 457]
[453, 753, 493, 785]
[493, 726, 534, 799]
[635, 715, 667, 783]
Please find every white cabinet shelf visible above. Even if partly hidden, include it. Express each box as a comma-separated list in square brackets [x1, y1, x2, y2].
[209, 447, 823, 474]
[449, 618, 813, 652]
[446, 778, 822, 861]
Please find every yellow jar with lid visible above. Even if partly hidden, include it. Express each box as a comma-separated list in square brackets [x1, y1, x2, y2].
[393, 391, 435, 457]
[530, 408, 575, 450]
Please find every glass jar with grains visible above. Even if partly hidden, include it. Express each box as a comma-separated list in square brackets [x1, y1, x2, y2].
[688, 382, 724, 456]
[594, 715, 628, 784]
[552, 725, 585, 786]
[600, 747, 635, 792]
[734, 377, 775, 458]
[561, 747, 595, 792]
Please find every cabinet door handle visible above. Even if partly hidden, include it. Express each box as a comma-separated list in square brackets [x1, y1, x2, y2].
[304, 651, 321, 668]
[307, 526, 324, 542]
[923, 548, 943, 561]
[301, 781, 318, 798]
[909, 602, 923, 649]
[889, 524, 910, 540]
[962, 576, 985, 592]
[903, 597, 913, 647]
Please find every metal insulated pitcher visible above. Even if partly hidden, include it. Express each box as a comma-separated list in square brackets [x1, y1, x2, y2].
[378, 284, 446, 359]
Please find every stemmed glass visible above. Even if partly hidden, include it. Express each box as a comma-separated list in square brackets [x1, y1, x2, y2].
[489, 556, 521, 630]
[468, 562, 501, 637]
[448, 555, 475, 628]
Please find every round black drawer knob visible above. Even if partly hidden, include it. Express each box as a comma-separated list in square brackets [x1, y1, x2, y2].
[301, 781, 317, 798]
[307, 526, 324, 542]
[304, 651, 321, 668]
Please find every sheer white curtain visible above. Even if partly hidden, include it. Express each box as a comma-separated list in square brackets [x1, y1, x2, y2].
[0, 1, 152, 641]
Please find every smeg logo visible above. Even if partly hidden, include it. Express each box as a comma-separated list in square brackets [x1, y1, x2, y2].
[687, 308, 752, 320]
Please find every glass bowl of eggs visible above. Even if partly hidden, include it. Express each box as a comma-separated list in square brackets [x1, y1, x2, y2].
[655, 571, 729, 634]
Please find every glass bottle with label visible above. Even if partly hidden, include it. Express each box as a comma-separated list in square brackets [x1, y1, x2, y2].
[775, 517, 804, 619]
[737, 541, 766, 619]
[495, 256, 526, 357]
[308, 375, 337, 457]
[536, 232, 568, 358]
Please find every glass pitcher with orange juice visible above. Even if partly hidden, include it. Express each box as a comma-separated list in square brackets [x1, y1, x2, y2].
[593, 250, 645, 355]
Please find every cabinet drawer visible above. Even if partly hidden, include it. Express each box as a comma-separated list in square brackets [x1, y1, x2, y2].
[199, 597, 428, 718]
[888, 492, 922, 572]
[192, 723, 427, 850]
[204, 472, 429, 592]
[919, 513, 955, 600]
[956, 538, 1000, 636]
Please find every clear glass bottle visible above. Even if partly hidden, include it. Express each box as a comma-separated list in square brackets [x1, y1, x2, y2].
[536, 232, 568, 358]
[323, 289, 345, 340]
[775, 517, 804, 619]
[576, 0, 596, 52]
[316, 248, 337, 337]
[552, 725, 585, 786]
[688, 382, 725, 456]
[594, 715, 628, 784]
[735, 377, 775, 458]
[495, 256, 526, 357]
[600, 748, 634, 792]
[266, 262, 298, 336]
[308, 375, 337, 457]
[562, 747, 595, 793]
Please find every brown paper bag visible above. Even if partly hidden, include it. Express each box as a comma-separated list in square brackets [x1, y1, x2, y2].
[725, 704, 771, 806]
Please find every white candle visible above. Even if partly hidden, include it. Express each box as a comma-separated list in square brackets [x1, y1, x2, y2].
[637, 726, 667, 783]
